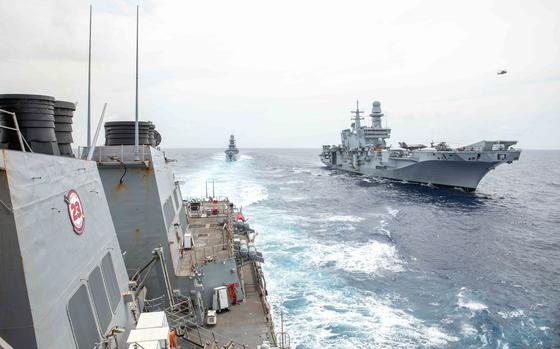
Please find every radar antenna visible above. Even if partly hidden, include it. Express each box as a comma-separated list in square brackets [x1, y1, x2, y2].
[350, 100, 364, 130]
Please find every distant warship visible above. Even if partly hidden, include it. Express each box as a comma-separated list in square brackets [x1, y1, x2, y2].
[225, 134, 240, 161]
[320, 101, 521, 191]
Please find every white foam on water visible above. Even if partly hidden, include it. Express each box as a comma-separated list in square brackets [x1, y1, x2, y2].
[210, 152, 225, 161]
[285, 180, 305, 184]
[176, 151, 268, 207]
[233, 182, 269, 207]
[283, 196, 306, 202]
[291, 167, 311, 174]
[380, 227, 392, 240]
[210, 152, 253, 161]
[291, 167, 324, 176]
[268, 283, 458, 348]
[325, 215, 365, 223]
[254, 209, 457, 348]
[307, 240, 405, 276]
[461, 323, 478, 337]
[498, 309, 525, 319]
[457, 288, 488, 312]
[386, 206, 399, 217]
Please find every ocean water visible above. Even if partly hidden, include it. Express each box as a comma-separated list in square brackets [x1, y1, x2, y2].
[166, 148, 560, 349]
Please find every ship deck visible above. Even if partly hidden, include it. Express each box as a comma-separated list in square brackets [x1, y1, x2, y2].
[181, 199, 276, 349]
[178, 203, 232, 277]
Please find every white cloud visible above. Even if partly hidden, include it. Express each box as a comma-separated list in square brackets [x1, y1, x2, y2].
[0, 0, 559, 148]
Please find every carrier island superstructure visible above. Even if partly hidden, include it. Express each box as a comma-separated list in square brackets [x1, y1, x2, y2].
[320, 101, 521, 191]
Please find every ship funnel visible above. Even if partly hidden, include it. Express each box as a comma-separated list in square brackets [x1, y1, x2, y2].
[54, 100, 76, 157]
[104, 121, 160, 147]
[0, 94, 72, 156]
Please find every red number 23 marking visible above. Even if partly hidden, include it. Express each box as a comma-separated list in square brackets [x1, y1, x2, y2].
[71, 202, 82, 221]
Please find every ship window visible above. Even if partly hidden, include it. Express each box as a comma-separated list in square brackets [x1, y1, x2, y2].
[88, 266, 112, 331]
[172, 188, 179, 211]
[164, 196, 175, 227]
[176, 185, 183, 206]
[179, 207, 188, 234]
[101, 253, 121, 311]
[68, 285, 100, 349]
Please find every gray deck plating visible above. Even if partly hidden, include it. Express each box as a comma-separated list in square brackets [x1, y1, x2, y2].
[184, 200, 277, 348]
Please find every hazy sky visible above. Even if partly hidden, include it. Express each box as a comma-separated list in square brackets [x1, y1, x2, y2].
[1, 0, 559, 149]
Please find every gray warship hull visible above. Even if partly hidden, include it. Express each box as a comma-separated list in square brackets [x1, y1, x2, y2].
[225, 134, 239, 161]
[321, 149, 520, 191]
[321, 101, 521, 191]
[225, 149, 239, 161]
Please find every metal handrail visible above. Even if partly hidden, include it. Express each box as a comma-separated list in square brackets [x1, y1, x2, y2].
[77, 144, 149, 163]
[277, 332, 291, 349]
[186, 243, 233, 270]
[0, 109, 31, 152]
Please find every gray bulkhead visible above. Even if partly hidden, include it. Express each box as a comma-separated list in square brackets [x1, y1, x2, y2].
[95, 145, 191, 304]
[0, 150, 135, 349]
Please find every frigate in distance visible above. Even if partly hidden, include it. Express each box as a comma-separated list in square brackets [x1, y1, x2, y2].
[225, 134, 239, 161]
[320, 101, 521, 191]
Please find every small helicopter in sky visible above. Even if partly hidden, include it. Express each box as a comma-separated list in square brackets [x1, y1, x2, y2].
[497, 70, 508, 75]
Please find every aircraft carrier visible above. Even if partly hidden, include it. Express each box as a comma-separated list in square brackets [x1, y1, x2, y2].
[320, 101, 521, 191]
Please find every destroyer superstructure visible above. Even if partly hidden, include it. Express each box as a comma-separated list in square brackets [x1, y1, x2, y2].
[91, 121, 285, 348]
[0, 96, 138, 349]
[225, 134, 240, 161]
[0, 6, 288, 348]
[0, 97, 287, 349]
[321, 101, 521, 191]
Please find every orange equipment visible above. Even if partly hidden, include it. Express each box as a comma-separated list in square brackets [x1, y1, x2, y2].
[169, 328, 178, 349]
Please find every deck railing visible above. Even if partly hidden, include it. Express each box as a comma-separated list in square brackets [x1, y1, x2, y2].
[77, 144, 149, 163]
[0, 109, 30, 152]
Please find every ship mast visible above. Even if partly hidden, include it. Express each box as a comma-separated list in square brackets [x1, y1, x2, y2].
[350, 100, 364, 130]
[134, 5, 140, 160]
[350, 100, 364, 147]
[87, 5, 92, 149]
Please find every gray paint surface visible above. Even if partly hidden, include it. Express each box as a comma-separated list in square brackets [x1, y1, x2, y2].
[321, 101, 521, 190]
[199, 259, 243, 307]
[95, 145, 190, 305]
[0, 168, 36, 348]
[0, 149, 135, 349]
